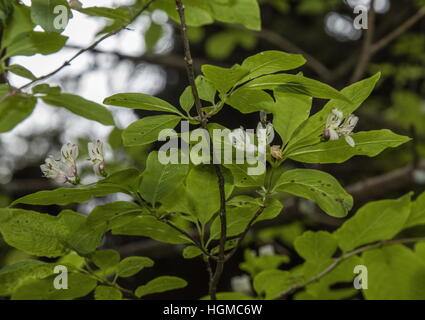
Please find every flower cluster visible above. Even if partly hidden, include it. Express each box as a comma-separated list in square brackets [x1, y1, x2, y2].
[323, 108, 359, 147]
[40, 140, 106, 185]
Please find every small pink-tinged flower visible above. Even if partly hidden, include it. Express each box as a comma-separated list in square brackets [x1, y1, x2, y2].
[323, 109, 358, 147]
[88, 140, 107, 177]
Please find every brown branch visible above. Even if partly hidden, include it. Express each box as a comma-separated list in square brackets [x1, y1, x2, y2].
[0, 0, 155, 104]
[174, 0, 227, 300]
[225, 205, 265, 261]
[371, 6, 425, 54]
[65, 44, 206, 71]
[278, 236, 425, 299]
[350, 0, 376, 83]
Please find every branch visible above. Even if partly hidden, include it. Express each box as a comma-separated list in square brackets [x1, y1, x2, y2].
[350, 0, 376, 83]
[65, 44, 206, 71]
[278, 236, 425, 299]
[0, 0, 155, 104]
[371, 6, 425, 54]
[225, 205, 265, 261]
[174, 0, 227, 300]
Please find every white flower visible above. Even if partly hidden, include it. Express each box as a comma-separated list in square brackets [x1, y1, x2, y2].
[69, 0, 83, 10]
[228, 127, 257, 157]
[323, 109, 358, 147]
[324, 108, 343, 141]
[40, 143, 80, 184]
[256, 122, 275, 144]
[60, 143, 79, 176]
[40, 156, 68, 184]
[259, 244, 275, 256]
[337, 114, 359, 147]
[231, 275, 252, 295]
[88, 140, 106, 177]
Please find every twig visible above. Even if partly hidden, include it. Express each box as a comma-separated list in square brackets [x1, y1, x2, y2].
[225, 205, 265, 261]
[371, 6, 425, 54]
[174, 0, 227, 300]
[350, 0, 376, 83]
[174, 0, 205, 126]
[278, 236, 425, 299]
[0, 0, 155, 104]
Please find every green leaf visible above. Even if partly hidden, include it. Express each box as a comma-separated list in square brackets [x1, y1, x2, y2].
[139, 151, 189, 205]
[11, 272, 97, 300]
[152, 0, 213, 27]
[0, 209, 72, 257]
[294, 231, 337, 262]
[122, 115, 181, 146]
[30, 0, 71, 33]
[135, 276, 187, 298]
[79, 6, 131, 23]
[1, 3, 34, 48]
[0, 260, 54, 297]
[240, 50, 306, 81]
[5, 64, 36, 80]
[244, 73, 349, 101]
[226, 88, 274, 114]
[335, 194, 412, 252]
[94, 285, 122, 300]
[0, 95, 36, 133]
[272, 92, 312, 144]
[254, 270, 293, 299]
[91, 249, 120, 271]
[362, 245, 425, 300]
[145, 21, 162, 53]
[12, 184, 123, 206]
[223, 163, 265, 187]
[195, 76, 216, 103]
[182, 246, 202, 259]
[179, 86, 195, 113]
[210, 198, 283, 240]
[209, 0, 261, 31]
[12, 169, 139, 206]
[240, 249, 289, 277]
[405, 191, 425, 228]
[286, 130, 411, 164]
[86, 201, 143, 230]
[5, 31, 67, 58]
[117, 256, 154, 278]
[42, 93, 114, 126]
[103, 92, 183, 116]
[202, 292, 254, 300]
[202, 64, 249, 94]
[301, 255, 362, 300]
[185, 165, 234, 224]
[0, 209, 105, 257]
[111, 215, 191, 244]
[32, 83, 61, 95]
[274, 169, 353, 218]
[285, 73, 381, 152]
